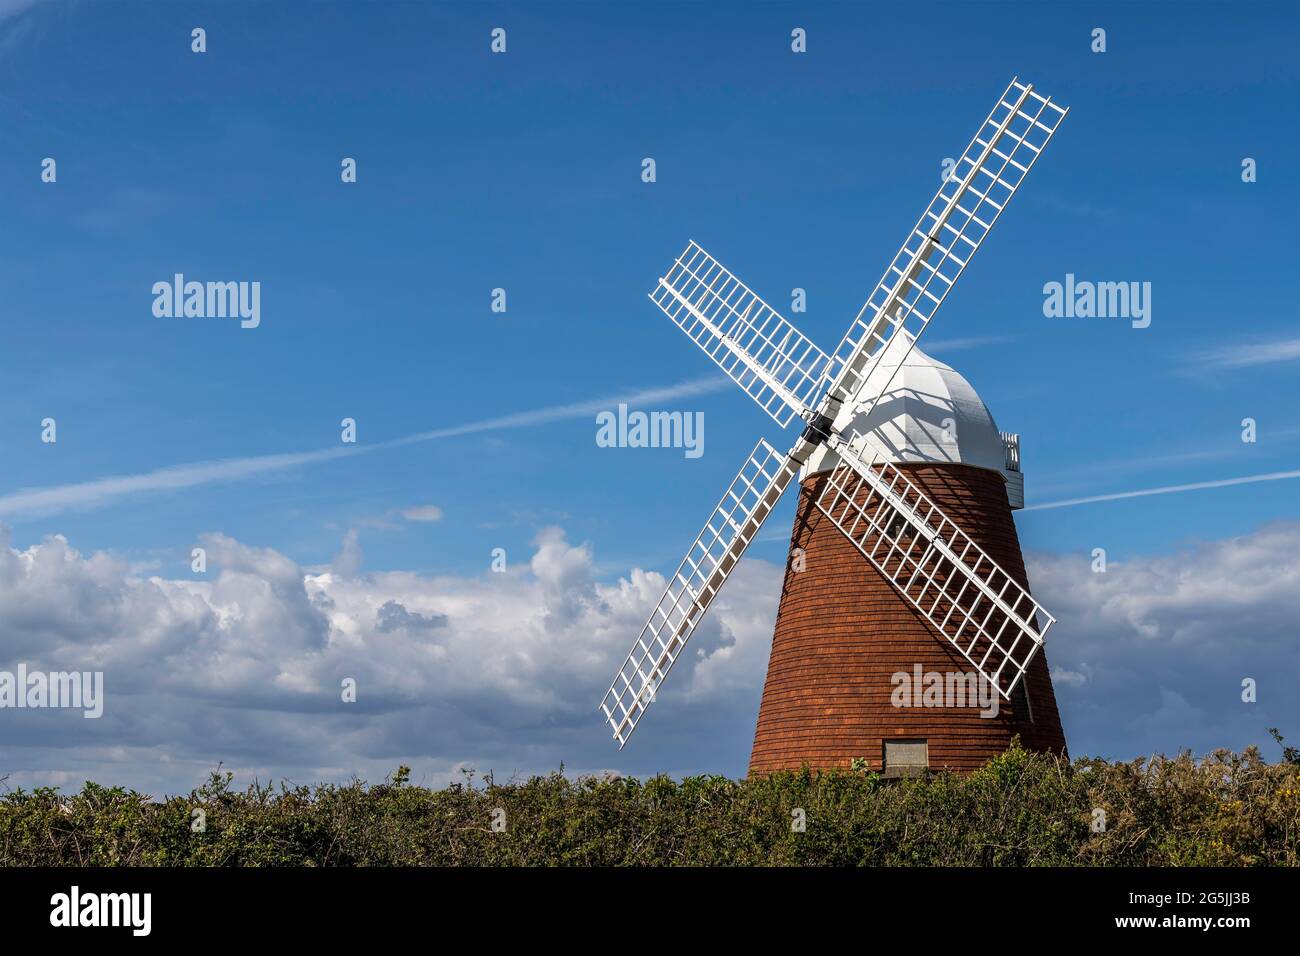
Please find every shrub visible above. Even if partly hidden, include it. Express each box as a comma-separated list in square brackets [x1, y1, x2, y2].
[2, 743, 1296, 866]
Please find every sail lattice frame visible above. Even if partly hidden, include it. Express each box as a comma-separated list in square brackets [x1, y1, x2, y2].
[651, 241, 830, 427]
[814, 435, 1055, 697]
[600, 438, 798, 745]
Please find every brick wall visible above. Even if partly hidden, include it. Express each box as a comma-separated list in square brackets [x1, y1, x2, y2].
[749, 462, 1067, 775]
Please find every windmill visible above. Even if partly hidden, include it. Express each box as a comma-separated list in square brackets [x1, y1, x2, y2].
[600, 78, 1069, 773]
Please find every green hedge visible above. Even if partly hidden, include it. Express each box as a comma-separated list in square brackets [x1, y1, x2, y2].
[3, 742, 1298, 866]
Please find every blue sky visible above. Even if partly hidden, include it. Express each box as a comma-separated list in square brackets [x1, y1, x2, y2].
[2, 0, 1299, 793]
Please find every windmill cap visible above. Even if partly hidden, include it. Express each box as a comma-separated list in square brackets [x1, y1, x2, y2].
[807, 331, 1012, 476]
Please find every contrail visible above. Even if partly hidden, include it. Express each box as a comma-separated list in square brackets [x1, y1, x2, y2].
[379, 378, 727, 447]
[0, 447, 361, 518]
[0, 377, 728, 518]
[1191, 336, 1300, 370]
[1024, 468, 1300, 511]
[923, 335, 1015, 354]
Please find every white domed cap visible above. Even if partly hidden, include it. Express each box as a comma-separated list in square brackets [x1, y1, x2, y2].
[805, 331, 1009, 476]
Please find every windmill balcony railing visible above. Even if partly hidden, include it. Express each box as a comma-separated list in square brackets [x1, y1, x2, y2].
[1001, 432, 1021, 473]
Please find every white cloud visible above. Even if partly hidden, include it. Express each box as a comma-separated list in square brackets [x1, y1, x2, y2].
[0, 524, 780, 794]
[1027, 521, 1300, 758]
[331, 528, 364, 577]
[1049, 664, 1090, 688]
[4, 519, 1297, 794]
[399, 505, 443, 522]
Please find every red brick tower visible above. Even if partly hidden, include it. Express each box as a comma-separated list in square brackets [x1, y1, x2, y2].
[749, 338, 1066, 775]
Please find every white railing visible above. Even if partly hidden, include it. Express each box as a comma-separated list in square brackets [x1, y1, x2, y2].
[1001, 431, 1020, 473]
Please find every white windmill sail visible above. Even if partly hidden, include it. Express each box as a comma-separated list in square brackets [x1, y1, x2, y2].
[650, 241, 830, 428]
[600, 438, 799, 746]
[814, 433, 1055, 697]
[823, 79, 1068, 417]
